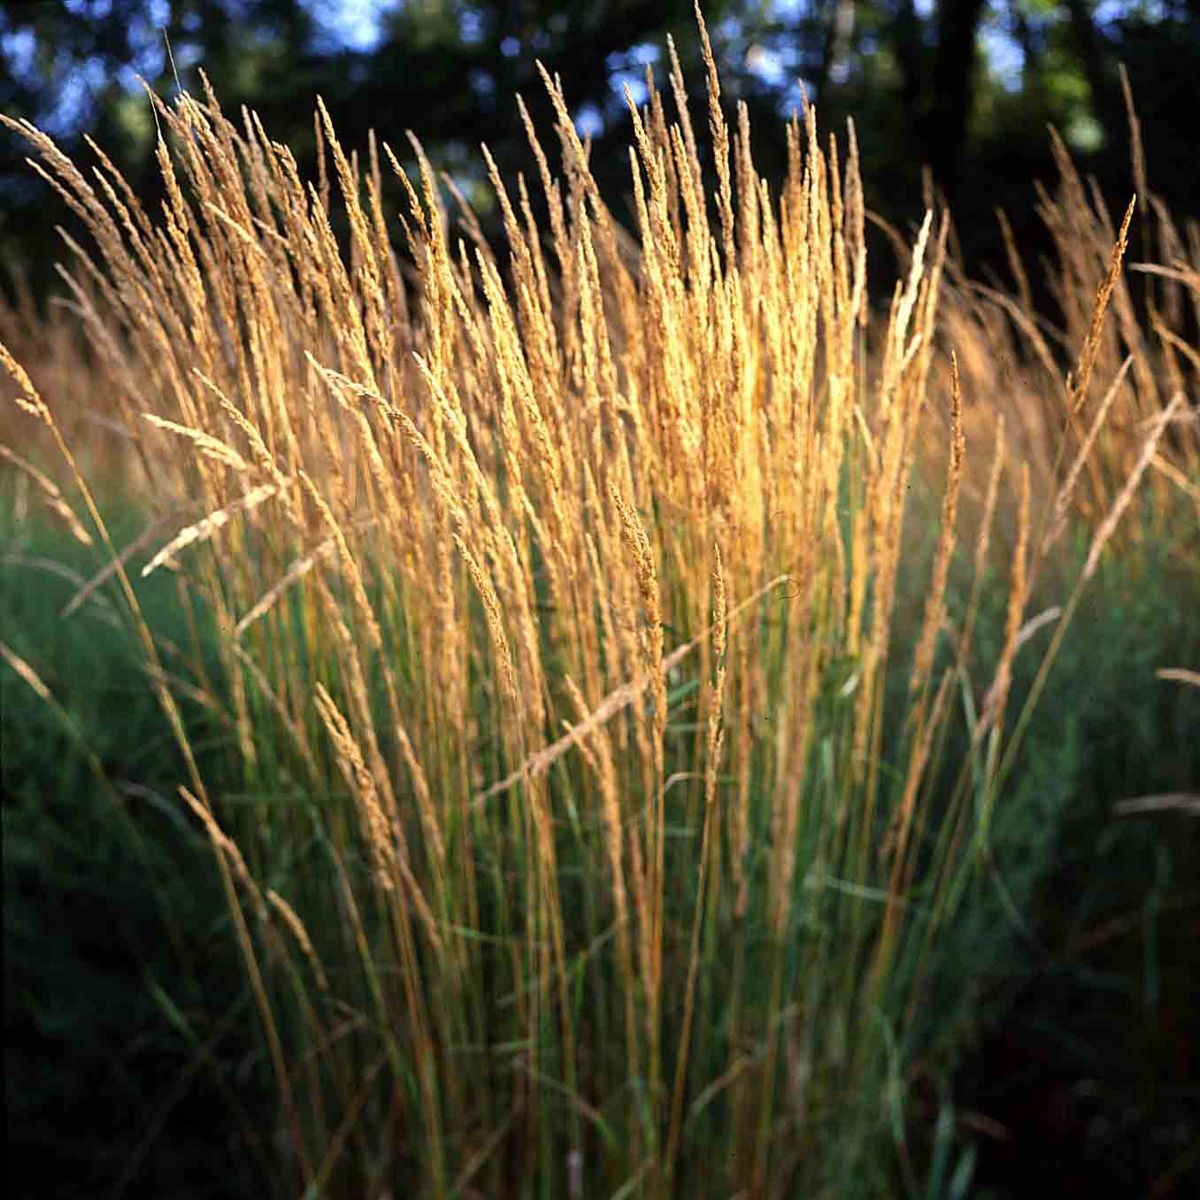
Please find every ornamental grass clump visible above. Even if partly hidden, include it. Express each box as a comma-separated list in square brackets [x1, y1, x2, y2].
[2, 9, 1196, 1198]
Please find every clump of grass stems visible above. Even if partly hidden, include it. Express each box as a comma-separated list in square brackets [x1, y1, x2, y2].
[2, 9, 1196, 1197]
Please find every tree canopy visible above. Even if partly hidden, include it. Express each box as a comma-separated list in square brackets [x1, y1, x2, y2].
[3, 1, 1197, 288]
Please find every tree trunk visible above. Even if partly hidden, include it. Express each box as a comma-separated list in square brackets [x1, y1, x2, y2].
[1065, 0, 1123, 145]
[891, 0, 924, 115]
[925, 0, 988, 198]
[1008, 0, 1042, 91]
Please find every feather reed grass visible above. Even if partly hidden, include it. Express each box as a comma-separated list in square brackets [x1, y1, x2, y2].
[1, 10, 1195, 1197]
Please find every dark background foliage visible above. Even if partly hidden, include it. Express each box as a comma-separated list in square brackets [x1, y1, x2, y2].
[2, 1, 1199, 296]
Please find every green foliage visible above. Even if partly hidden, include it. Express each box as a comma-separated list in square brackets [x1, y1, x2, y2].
[913, 512, 1200, 1193]
[2, 504, 266, 1199]
[5, 486, 1196, 1196]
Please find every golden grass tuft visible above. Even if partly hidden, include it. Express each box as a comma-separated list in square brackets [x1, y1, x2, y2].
[1, 9, 1196, 1197]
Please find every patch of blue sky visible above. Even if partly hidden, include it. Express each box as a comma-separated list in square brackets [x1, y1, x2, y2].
[1, 28, 38, 85]
[606, 41, 660, 110]
[980, 25, 1023, 93]
[469, 68, 495, 99]
[303, 0, 395, 52]
[574, 102, 604, 139]
[63, 0, 117, 18]
[745, 42, 791, 89]
[1095, 0, 1167, 23]
[459, 8, 486, 44]
[48, 56, 110, 135]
